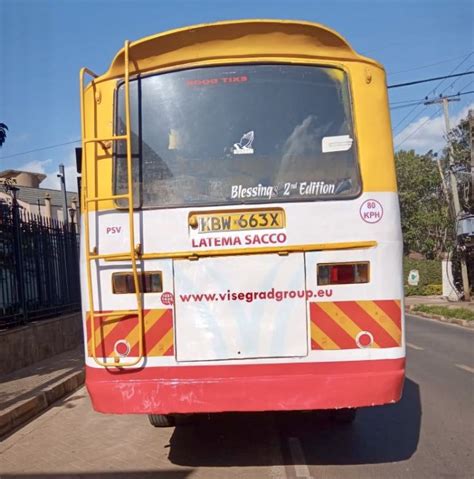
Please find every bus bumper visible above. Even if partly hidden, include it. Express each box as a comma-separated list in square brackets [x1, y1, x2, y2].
[86, 358, 405, 414]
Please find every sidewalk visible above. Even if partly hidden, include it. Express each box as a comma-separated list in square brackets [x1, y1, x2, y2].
[0, 345, 85, 438]
[405, 295, 474, 327]
[405, 295, 474, 311]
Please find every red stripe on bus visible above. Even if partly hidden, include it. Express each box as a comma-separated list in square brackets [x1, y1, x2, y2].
[163, 344, 174, 357]
[335, 301, 399, 348]
[310, 303, 356, 349]
[144, 310, 173, 354]
[374, 300, 402, 328]
[96, 314, 137, 357]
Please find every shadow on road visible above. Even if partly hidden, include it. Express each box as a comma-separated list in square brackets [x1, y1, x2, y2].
[168, 377, 421, 467]
[0, 473, 192, 479]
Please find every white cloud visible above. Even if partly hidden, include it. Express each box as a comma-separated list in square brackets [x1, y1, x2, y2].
[18, 153, 78, 192]
[19, 158, 52, 175]
[394, 102, 474, 153]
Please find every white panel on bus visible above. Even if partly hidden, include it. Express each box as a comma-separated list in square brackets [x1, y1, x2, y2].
[174, 253, 308, 362]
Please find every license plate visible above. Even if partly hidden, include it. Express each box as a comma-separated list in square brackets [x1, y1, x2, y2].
[192, 209, 285, 234]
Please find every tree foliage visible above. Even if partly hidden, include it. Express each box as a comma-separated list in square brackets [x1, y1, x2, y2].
[443, 115, 472, 214]
[0, 123, 8, 147]
[395, 149, 451, 259]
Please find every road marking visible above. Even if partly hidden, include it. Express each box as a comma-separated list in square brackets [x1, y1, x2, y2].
[407, 342, 424, 350]
[455, 364, 474, 374]
[288, 437, 313, 479]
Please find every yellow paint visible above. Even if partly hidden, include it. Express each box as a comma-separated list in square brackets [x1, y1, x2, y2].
[310, 322, 340, 350]
[357, 301, 401, 344]
[81, 42, 145, 368]
[119, 309, 162, 357]
[326, 67, 345, 83]
[148, 329, 174, 357]
[81, 20, 396, 215]
[102, 241, 378, 262]
[318, 302, 380, 348]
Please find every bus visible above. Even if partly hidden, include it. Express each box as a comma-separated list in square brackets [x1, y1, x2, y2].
[79, 19, 405, 426]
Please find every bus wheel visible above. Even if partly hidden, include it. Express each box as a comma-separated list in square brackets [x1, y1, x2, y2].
[330, 408, 357, 423]
[148, 414, 175, 427]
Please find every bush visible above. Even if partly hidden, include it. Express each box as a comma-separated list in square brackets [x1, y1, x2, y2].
[422, 284, 442, 296]
[404, 284, 442, 296]
[403, 258, 442, 296]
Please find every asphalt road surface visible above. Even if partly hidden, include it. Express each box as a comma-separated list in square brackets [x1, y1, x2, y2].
[1, 314, 473, 479]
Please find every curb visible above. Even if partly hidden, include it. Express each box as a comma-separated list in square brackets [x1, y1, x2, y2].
[0, 369, 85, 438]
[405, 306, 474, 328]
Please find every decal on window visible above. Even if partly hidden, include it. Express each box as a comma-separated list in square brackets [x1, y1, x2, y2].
[322, 134, 353, 153]
[232, 130, 255, 155]
[186, 76, 248, 87]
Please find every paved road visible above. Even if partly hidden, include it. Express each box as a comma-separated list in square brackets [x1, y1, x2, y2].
[1, 314, 473, 479]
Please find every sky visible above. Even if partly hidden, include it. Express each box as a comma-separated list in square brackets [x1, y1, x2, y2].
[0, 0, 473, 192]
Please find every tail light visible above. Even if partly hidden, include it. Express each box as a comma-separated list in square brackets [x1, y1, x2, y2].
[112, 271, 163, 294]
[317, 262, 369, 285]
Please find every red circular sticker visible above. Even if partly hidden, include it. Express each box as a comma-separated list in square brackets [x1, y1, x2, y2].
[360, 199, 384, 224]
[356, 331, 374, 348]
[161, 292, 174, 306]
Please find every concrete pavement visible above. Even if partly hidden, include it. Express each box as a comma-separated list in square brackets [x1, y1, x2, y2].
[0, 346, 84, 437]
[0, 315, 472, 478]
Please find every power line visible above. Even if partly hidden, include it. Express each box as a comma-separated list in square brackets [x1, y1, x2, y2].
[440, 63, 474, 95]
[458, 79, 474, 93]
[390, 90, 474, 110]
[388, 52, 474, 76]
[388, 70, 474, 89]
[394, 107, 442, 149]
[391, 53, 473, 133]
[0, 140, 80, 160]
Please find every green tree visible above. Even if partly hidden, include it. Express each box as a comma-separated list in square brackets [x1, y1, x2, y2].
[0, 123, 7, 147]
[395, 149, 451, 258]
[443, 114, 472, 214]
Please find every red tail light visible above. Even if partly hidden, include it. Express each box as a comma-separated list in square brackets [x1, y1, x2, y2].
[318, 262, 369, 285]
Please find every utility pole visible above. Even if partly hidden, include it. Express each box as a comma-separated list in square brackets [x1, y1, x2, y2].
[425, 95, 471, 300]
[469, 109, 474, 204]
[57, 164, 69, 226]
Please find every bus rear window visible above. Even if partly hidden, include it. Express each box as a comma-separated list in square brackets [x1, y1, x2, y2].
[114, 65, 360, 208]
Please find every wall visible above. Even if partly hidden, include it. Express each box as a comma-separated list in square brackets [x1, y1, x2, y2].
[0, 312, 83, 376]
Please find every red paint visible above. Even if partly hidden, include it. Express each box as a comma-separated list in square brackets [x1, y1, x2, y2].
[161, 292, 174, 306]
[358, 332, 372, 347]
[336, 301, 399, 348]
[87, 310, 174, 358]
[374, 300, 402, 328]
[310, 303, 357, 349]
[114, 341, 130, 356]
[85, 358, 405, 414]
[144, 310, 174, 356]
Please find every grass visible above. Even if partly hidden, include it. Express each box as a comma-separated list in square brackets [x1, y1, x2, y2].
[412, 304, 474, 321]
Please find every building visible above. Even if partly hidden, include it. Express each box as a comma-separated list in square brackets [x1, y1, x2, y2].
[0, 170, 78, 223]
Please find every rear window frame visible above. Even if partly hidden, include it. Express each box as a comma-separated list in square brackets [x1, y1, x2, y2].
[112, 62, 363, 210]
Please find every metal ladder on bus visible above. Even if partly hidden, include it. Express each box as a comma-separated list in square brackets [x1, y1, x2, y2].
[80, 41, 144, 368]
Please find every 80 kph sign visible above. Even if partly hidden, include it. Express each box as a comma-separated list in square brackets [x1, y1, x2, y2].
[360, 199, 384, 223]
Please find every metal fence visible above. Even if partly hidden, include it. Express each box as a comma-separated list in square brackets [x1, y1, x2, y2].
[0, 198, 80, 328]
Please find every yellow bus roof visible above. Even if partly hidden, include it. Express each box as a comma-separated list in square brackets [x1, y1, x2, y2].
[103, 19, 382, 79]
